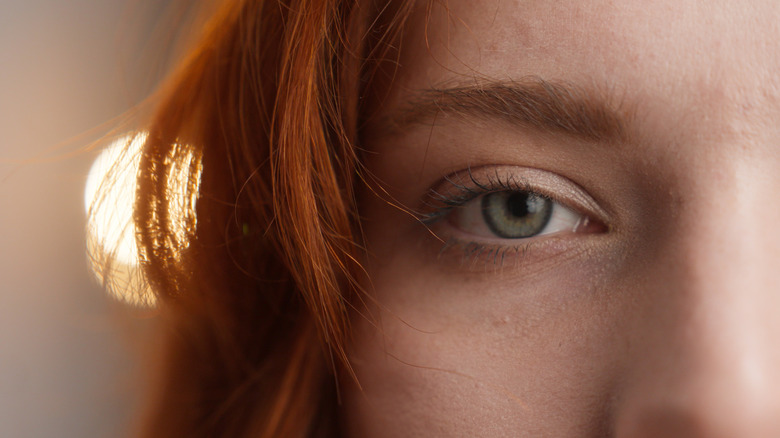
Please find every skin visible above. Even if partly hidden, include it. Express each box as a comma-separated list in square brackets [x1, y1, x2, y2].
[342, 0, 780, 436]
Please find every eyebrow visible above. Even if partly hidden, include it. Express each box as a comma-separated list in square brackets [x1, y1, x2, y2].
[381, 77, 629, 143]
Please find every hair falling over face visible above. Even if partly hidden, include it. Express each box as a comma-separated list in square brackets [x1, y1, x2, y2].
[94, 1, 414, 436]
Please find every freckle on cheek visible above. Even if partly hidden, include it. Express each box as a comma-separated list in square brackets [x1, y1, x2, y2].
[494, 315, 511, 327]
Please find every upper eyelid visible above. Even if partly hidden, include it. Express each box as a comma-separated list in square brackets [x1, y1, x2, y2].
[418, 165, 609, 226]
[429, 167, 540, 207]
[422, 180, 543, 221]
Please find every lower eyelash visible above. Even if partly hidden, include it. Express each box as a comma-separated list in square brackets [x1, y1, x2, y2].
[437, 237, 534, 270]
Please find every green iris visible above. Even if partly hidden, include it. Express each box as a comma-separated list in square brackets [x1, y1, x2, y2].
[480, 191, 553, 238]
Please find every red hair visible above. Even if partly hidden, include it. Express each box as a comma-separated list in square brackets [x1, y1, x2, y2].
[122, 0, 413, 436]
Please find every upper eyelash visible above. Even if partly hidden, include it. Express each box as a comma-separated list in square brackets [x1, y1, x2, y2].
[418, 168, 546, 225]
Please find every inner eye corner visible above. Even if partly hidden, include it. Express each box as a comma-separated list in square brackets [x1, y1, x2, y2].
[575, 214, 610, 235]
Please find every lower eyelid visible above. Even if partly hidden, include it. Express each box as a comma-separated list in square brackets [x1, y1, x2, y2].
[420, 198, 606, 270]
[413, 221, 604, 278]
[430, 232, 584, 273]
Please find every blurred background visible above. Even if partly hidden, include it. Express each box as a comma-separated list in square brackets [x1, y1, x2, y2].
[0, 1, 194, 436]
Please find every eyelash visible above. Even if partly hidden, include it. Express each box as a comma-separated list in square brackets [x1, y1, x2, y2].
[420, 170, 537, 224]
[418, 169, 599, 267]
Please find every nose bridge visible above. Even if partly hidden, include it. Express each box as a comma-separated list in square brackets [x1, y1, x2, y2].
[678, 171, 753, 294]
[614, 159, 780, 436]
[673, 157, 780, 302]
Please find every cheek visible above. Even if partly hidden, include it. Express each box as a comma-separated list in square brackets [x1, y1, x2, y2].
[341, 228, 630, 437]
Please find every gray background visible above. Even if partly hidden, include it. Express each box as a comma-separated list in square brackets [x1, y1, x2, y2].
[0, 1, 188, 436]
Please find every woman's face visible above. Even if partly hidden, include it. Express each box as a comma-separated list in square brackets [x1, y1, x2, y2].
[343, 0, 780, 436]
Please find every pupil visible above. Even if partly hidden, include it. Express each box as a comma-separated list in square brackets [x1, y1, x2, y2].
[507, 192, 531, 217]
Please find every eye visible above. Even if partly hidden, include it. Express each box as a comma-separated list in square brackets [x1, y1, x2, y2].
[449, 190, 586, 240]
[418, 166, 608, 251]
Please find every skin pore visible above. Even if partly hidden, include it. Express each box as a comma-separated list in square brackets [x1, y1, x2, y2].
[342, 0, 780, 436]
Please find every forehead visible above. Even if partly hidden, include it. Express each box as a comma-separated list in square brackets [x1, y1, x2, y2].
[388, 0, 780, 142]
